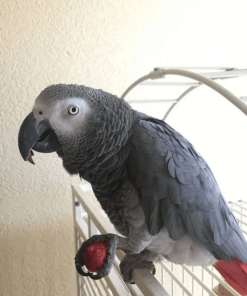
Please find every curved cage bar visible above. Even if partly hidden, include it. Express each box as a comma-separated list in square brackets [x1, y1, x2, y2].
[121, 67, 247, 120]
[162, 85, 199, 121]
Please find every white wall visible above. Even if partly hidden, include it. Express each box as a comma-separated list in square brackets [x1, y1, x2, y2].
[1, 0, 247, 295]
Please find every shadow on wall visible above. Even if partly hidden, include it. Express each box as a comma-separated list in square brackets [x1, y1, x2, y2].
[0, 216, 77, 296]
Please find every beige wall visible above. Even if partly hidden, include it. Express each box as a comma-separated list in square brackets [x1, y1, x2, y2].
[1, 0, 247, 295]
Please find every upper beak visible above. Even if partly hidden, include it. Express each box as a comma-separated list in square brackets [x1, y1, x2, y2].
[18, 112, 62, 164]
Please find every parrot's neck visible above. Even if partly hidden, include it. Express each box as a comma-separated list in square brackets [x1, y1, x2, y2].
[59, 96, 136, 191]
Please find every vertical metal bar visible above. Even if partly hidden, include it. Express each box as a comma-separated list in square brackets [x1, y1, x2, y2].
[80, 275, 86, 296]
[211, 271, 213, 293]
[89, 217, 99, 237]
[202, 268, 204, 296]
[201, 270, 203, 296]
[105, 287, 113, 296]
[84, 284, 89, 296]
[95, 279, 106, 296]
[191, 267, 194, 295]
[171, 263, 174, 296]
[182, 266, 185, 296]
[162, 266, 166, 290]
[161, 264, 164, 285]
[100, 278, 114, 296]
[87, 278, 99, 296]
[84, 278, 94, 296]
[72, 194, 81, 296]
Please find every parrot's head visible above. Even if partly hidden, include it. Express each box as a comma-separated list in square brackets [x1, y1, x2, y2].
[18, 84, 133, 174]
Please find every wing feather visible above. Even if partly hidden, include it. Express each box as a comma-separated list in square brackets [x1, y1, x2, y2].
[128, 115, 247, 263]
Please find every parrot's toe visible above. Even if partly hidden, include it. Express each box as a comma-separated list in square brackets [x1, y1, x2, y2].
[75, 234, 119, 280]
[120, 253, 156, 283]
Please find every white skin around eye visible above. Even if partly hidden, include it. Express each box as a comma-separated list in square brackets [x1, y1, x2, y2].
[49, 98, 92, 135]
[33, 97, 91, 135]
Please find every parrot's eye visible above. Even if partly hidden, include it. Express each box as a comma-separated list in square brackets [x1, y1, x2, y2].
[68, 106, 79, 115]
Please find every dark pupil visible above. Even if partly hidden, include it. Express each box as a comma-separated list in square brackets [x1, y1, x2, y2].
[71, 107, 77, 113]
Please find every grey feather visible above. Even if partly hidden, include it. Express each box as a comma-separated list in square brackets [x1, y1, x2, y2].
[128, 116, 247, 262]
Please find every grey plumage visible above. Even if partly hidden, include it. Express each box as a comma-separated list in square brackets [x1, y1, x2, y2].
[18, 84, 247, 281]
[128, 116, 247, 262]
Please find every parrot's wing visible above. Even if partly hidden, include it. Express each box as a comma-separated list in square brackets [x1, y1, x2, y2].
[128, 116, 247, 263]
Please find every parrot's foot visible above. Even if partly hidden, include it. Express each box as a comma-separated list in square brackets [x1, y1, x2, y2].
[75, 234, 118, 280]
[120, 252, 156, 283]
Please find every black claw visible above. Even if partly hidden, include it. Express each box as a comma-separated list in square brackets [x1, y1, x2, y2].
[75, 246, 89, 277]
[89, 273, 104, 280]
[75, 243, 108, 280]
[75, 264, 93, 277]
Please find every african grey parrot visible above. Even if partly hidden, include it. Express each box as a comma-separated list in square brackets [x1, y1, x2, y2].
[18, 84, 247, 286]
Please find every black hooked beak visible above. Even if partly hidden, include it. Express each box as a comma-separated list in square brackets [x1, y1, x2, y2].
[18, 112, 62, 164]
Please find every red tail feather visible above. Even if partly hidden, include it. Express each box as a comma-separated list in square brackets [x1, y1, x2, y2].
[214, 259, 247, 296]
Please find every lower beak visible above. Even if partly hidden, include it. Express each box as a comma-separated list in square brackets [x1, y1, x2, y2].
[18, 112, 61, 164]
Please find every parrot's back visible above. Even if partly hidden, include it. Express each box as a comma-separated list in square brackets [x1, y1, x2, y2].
[127, 111, 247, 264]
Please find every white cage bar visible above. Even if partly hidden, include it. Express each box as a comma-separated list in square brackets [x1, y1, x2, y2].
[121, 67, 247, 120]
